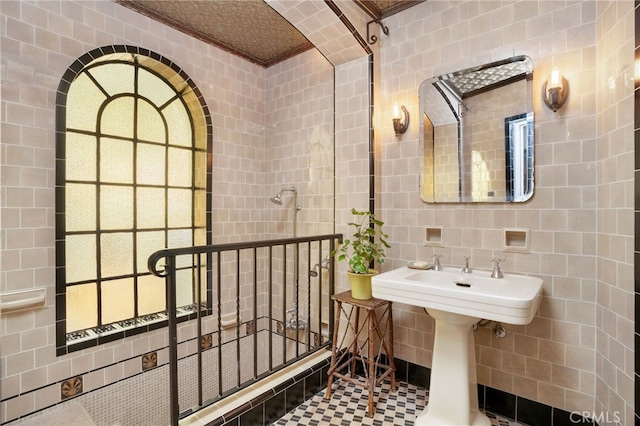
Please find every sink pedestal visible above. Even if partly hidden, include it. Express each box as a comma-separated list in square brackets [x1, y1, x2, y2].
[416, 308, 490, 426]
[371, 265, 543, 424]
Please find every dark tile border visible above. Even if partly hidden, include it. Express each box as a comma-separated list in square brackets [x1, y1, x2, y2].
[405, 359, 598, 426]
[207, 354, 596, 426]
[208, 355, 332, 425]
[483, 386, 515, 420]
[395, 356, 595, 425]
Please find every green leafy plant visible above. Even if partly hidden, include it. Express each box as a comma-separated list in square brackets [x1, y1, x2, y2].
[333, 208, 390, 274]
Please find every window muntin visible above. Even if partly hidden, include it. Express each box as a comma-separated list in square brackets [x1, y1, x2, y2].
[56, 48, 211, 354]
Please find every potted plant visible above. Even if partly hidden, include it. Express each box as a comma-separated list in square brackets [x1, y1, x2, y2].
[333, 208, 390, 299]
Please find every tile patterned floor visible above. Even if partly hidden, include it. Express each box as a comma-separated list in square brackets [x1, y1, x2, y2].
[274, 380, 523, 426]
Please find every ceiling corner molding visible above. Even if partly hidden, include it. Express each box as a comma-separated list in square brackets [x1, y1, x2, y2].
[355, 0, 426, 19]
[353, 0, 382, 19]
[379, 1, 425, 18]
[263, 42, 316, 67]
[114, 0, 424, 67]
[116, 0, 314, 68]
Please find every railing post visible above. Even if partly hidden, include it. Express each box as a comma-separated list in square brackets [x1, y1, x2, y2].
[196, 254, 203, 408]
[165, 254, 179, 426]
[329, 238, 337, 348]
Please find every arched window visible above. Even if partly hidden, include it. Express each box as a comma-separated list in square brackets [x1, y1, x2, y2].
[55, 46, 212, 355]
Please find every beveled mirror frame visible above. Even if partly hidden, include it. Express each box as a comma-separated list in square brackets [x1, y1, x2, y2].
[419, 56, 534, 203]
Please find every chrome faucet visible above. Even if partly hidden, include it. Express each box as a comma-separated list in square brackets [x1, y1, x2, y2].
[461, 256, 472, 273]
[285, 303, 307, 330]
[432, 254, 443, 271]
[490, 258, 504, 279]
[286, 303, 297, 314]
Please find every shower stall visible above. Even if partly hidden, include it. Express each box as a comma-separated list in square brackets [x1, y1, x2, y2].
[148, 233, 341, 425]
[150, 43, 337, 426]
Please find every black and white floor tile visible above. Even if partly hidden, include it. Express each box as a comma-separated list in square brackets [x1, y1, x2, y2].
[274, 380, 523, 426]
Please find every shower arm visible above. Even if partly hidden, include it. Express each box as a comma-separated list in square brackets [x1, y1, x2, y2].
[270, 186, 301, 238]
[279, 187, 297, 196]
[270, 187, 297, 205]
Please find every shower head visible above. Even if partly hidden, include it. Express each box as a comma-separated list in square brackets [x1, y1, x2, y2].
[309, 255, 330, 278]
[270, 187, 297, 205]
[309, 265, 319, 277]
[270, 194, 282, 205]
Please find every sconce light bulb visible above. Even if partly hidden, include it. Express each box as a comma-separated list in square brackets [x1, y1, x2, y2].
[392, 104, 409, 137]
[543, 68, 568, 113]
[549, 67, 562, 89]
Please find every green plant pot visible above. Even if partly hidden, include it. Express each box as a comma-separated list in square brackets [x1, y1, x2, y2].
[347, 270, 378, 300]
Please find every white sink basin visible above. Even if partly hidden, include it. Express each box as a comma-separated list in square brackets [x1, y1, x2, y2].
[371, 265, 543, 426]
[372, 265, 543, 325]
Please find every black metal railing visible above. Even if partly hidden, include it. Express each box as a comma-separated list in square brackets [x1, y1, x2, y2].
[148, 234, 341, 426]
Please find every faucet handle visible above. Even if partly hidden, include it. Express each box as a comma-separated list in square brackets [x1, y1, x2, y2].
[462, 256, 472, 273]
[432, 254, 443, 271]
[490, 258, 505, 279]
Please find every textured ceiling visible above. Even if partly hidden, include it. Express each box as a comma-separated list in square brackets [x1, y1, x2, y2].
[117, 0, 424, 67]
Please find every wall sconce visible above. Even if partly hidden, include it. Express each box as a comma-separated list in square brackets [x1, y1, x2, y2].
[542, 67, 568, 112]
[392, 103, 409, 136]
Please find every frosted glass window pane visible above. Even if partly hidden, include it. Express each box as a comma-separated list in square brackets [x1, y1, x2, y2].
[89, 63, 134, 97]
[165, 99, 191, 147]
[138, 68, 175, 108]
[100, 138, 133, 183]
[168, 148, 192, 187]
[66, 183, 96, 232]
[168, 229, 192, 268]
[138, 274, 166, 315]
[66, 283, 97, 332]
[168, 229, 192, 248]
[66, 133, 97, 181]
[137, 231, 165, 272]
[100, 232, 133, 277]
[137, 188, 166, 229]
[137, 143, 166, 185]
[101, 97, 134, 138]
[101, 278, 134, 324]
[66, 235, 96, 283]
[101, 185, 133, 230]
[137, 99, 166, 143]
[66, 73, 106, 132]
[167, 189, 192, 227]
[175, 269, 193, 307]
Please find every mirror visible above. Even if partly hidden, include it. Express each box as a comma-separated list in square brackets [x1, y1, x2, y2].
[419, 56, 534, 203]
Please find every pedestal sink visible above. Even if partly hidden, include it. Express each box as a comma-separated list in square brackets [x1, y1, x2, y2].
[372, 266, 543, 426]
